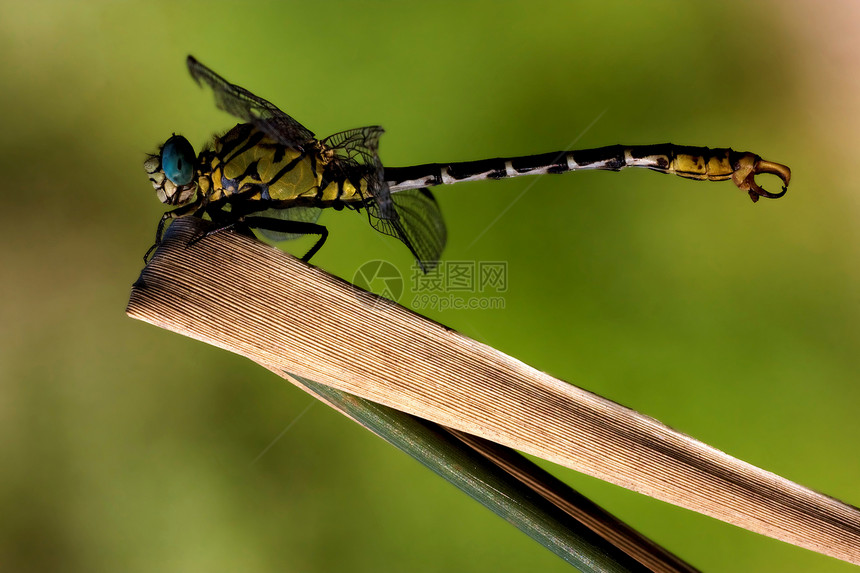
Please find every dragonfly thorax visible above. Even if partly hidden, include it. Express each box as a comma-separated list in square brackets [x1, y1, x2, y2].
[206, 124, 324, 203]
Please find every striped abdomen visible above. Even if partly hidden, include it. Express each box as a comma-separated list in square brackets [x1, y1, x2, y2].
[385, 144, 791, 202]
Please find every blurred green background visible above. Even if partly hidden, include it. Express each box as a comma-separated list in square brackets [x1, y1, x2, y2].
[2, 1, 858, 571]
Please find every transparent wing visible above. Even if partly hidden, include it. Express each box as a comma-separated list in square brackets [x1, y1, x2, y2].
[366, 188, 447, 272]
[322, 126, 394, 220]
[254, 206, 323, 242]
[186, 55, 316, 151]
[323, 127, 384, 165]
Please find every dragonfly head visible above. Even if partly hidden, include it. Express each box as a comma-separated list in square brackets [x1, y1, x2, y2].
[144, 134, 199, 206]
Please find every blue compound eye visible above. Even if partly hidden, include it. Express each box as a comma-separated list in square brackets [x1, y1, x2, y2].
[161, 135, 196, 186]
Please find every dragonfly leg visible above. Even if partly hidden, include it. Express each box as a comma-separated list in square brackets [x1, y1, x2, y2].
[242, 216, 329, 262]
[183, 188, 266, 247]
[144, 202, 201, 262]
[187, 220, 239, 248]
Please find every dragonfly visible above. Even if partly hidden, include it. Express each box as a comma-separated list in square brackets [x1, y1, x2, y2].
[144, 56, 791, 272]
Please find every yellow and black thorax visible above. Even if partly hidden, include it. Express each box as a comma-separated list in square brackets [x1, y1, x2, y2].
[197, 123, 371, 209]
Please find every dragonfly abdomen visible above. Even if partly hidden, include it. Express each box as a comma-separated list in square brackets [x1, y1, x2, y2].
[387, 145, 739, 189]
[385, 143, 789, 201]
[616, 144, 741, 181]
